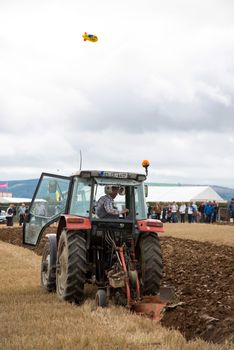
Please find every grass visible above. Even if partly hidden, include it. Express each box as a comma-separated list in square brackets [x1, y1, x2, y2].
[161, 223, 234, 246]
[0, 241, 233, 350]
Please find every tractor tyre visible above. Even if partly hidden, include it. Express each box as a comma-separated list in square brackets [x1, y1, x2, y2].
[95, 289, 108, 308]
[139, 232, 163, 296]
[41, 234, 57, 292]
[56, 230, 87, 303]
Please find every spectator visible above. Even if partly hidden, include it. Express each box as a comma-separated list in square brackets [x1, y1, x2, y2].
[192, 202, 198, 223]
[18, 203, 26, 226]
[204, 201, 214, 223]
[167, 205, 172, 223]
[152, 203, 161, 220]
[151, 206, 156, 219]
[228, 198, 234, 223]
[179, 203, 186, 223]
[196, 211, 202, 223]
[171, 202, 178, 223]
[147, 204, 152, 218]
[35, 202, 46, 216]
[6, 203, 15, 226]
[24, 206, 29, 224]
[35, 202, 47, 225]
[198, 202, 206, 223]
[187, 202, 194, 223]
[212, 201, 219, 223]
[162, 206, 167, 222]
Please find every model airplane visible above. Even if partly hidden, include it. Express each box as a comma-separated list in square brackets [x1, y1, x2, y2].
[82, 32, 98, 42]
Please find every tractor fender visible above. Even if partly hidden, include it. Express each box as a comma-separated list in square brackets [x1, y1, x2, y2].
[135, 219, 164, 250]
[137, 219, 164, 233]
[45, 233, 57, 268]
[57, 215, 92, 245]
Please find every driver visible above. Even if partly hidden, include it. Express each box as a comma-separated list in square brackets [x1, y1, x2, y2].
[96, 185, 129, 219]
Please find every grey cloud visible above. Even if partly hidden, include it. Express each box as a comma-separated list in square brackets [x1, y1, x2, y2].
[66, 88, 234, 134]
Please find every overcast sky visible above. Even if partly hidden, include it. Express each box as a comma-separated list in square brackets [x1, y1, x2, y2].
[1, 0, 234, 187]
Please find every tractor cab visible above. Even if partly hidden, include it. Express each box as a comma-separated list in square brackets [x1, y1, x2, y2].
[23, 170, 148, 247]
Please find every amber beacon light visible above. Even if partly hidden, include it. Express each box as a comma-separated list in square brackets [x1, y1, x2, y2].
[141, 159, 150, 176]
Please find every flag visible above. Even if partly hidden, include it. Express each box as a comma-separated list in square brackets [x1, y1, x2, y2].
[0, 183, 8, 189]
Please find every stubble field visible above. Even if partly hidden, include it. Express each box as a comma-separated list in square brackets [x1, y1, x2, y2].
[0, 223, 233, 350]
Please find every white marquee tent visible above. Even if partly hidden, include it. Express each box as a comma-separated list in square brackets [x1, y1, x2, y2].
[0, 197, 45, 205]
[147, 186, 226, 203]
[0, 197, 32, 204]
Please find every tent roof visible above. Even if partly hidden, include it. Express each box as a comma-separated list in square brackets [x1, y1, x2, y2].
[0, 197, 32, 204]
[147, 186, 226, 203]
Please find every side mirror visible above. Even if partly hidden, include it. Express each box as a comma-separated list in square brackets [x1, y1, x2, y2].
[144, 185, 148, 197]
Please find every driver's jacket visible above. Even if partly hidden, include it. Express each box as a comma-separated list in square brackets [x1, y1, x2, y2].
[96, 195, 120, 219]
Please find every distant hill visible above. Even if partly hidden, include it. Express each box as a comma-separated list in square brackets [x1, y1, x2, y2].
[2, 179, 39, 198]
[1, 179, 234, 201]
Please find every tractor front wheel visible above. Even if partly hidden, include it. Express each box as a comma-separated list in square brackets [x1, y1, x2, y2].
[139, 232, 163, 296]
[95, 289, 107, 308]
[56, 230, 87, 303]
[41, 234, 57, 292]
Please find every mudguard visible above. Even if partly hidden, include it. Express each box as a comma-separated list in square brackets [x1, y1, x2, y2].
[137, 219, 164, 233]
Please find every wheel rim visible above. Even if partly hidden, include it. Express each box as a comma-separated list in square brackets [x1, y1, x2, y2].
[57, 241, 68, 295]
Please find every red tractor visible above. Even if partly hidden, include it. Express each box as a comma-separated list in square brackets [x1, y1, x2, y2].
[23, 166, 164, 308]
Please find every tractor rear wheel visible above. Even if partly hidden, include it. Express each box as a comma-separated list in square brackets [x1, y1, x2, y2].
[41, 235, 57, 292]
[139, 232, 163, 296]
[56, 230, 87, 303]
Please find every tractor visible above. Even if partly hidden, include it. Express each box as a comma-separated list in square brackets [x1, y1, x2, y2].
[23, 163, 164, 309]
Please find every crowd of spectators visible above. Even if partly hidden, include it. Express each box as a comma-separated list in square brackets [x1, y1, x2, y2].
[0, 203, 28, 226]
[147, 201, 220, 223]
[1, 198, 234, 226]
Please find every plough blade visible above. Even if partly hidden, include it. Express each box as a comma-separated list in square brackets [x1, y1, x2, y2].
[131, 287, 175, 321]
[132, 295, 166, 321]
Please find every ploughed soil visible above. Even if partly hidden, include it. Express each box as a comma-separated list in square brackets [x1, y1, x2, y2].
[0, 226, 233, 344]
[160, 237, 234, 344]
